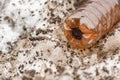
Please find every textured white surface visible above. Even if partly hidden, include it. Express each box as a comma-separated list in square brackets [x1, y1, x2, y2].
[0, 0, 120, 80]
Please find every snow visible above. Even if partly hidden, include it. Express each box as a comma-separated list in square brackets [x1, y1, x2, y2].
[0, 0, 120, 80]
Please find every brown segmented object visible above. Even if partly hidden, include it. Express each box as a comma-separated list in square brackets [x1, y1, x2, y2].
[63, 0, 120, 49]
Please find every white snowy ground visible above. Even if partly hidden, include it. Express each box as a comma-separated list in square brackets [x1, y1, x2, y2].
[0, 0, 120, 80]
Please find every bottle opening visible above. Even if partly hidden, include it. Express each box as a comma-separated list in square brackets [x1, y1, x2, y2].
[71, 28, 83, 39]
